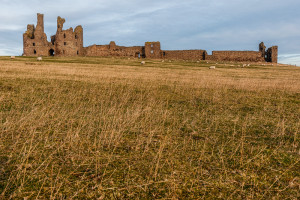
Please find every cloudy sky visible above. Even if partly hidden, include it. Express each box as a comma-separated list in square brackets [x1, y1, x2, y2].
[0, 0, 299, 65]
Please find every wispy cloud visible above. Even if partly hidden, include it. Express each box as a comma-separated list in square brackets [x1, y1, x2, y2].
[0, 44, 22, 56]
[0, 25, 24, 31]
[279, 54, 300, 66]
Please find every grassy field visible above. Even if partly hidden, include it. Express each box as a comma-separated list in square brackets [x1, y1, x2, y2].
[0, 56, 299, 199]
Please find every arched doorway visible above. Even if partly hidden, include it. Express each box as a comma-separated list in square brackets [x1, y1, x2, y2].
[135, 52, 141, 58]
[49, 49, 55, 56]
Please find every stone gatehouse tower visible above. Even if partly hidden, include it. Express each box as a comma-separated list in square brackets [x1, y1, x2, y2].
[23, 13, 83, 57]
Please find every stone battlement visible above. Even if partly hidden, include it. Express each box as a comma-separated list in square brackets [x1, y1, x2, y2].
[23, 14, 278, 63]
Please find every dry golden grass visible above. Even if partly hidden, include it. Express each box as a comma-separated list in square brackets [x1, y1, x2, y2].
[0, 56, 299, 199]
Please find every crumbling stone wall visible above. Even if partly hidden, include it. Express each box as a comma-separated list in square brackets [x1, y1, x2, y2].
[161, 50, 207, 60]
[210, 51, 265, 62]
[84, 42, 144, 57]
[23, 14, 278, 64]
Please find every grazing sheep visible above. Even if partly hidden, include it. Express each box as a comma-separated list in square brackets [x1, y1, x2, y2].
[10, 56, 15, 59]
[141, 61, 145, 65]
[209, 66, 216, 69]
[37, 57, 42, 61]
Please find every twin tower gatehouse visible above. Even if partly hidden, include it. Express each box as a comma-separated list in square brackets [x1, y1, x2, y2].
[23, 14, 83, 57]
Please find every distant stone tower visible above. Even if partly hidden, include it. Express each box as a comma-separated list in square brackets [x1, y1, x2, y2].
[266, 46, 278, 63]
[53, 16, 83, 56]
[259, 42, 266, 58]
[145, 42, 161, 59]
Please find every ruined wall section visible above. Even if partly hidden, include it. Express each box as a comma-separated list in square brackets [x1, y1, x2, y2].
[84, 42, 144, 57]
[161, 50, 207, 60]
[54, 17, 83, 56]
[209, 51, 265, 62]
[266, 46, 278, 63]
[23, 13, 53, 56]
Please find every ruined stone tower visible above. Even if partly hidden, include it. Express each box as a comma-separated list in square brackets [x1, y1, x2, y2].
[259, 42, 266, 58]
[23, 13, 50, 56]
[266, 46, 278, 63]
[52, 16, 83, 56]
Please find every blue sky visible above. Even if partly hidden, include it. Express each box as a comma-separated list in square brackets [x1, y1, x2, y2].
[0, 0, 299, 65]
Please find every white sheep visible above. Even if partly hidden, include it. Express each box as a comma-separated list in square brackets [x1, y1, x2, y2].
[209, 66, 216, 69]
[141, 61, 145, 65]
[37, 57, 42, 61]
[10, 56, 15, 59]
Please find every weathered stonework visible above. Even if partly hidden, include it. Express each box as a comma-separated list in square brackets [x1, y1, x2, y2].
[23, 14, 278, 63]
[83, 44, 144, 57]
[161, 50, 207, 60]
[209, 51, 265, 62]
[145, 42, 161, 59]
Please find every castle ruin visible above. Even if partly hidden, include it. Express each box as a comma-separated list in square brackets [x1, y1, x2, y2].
[23, 14, 278, 63]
